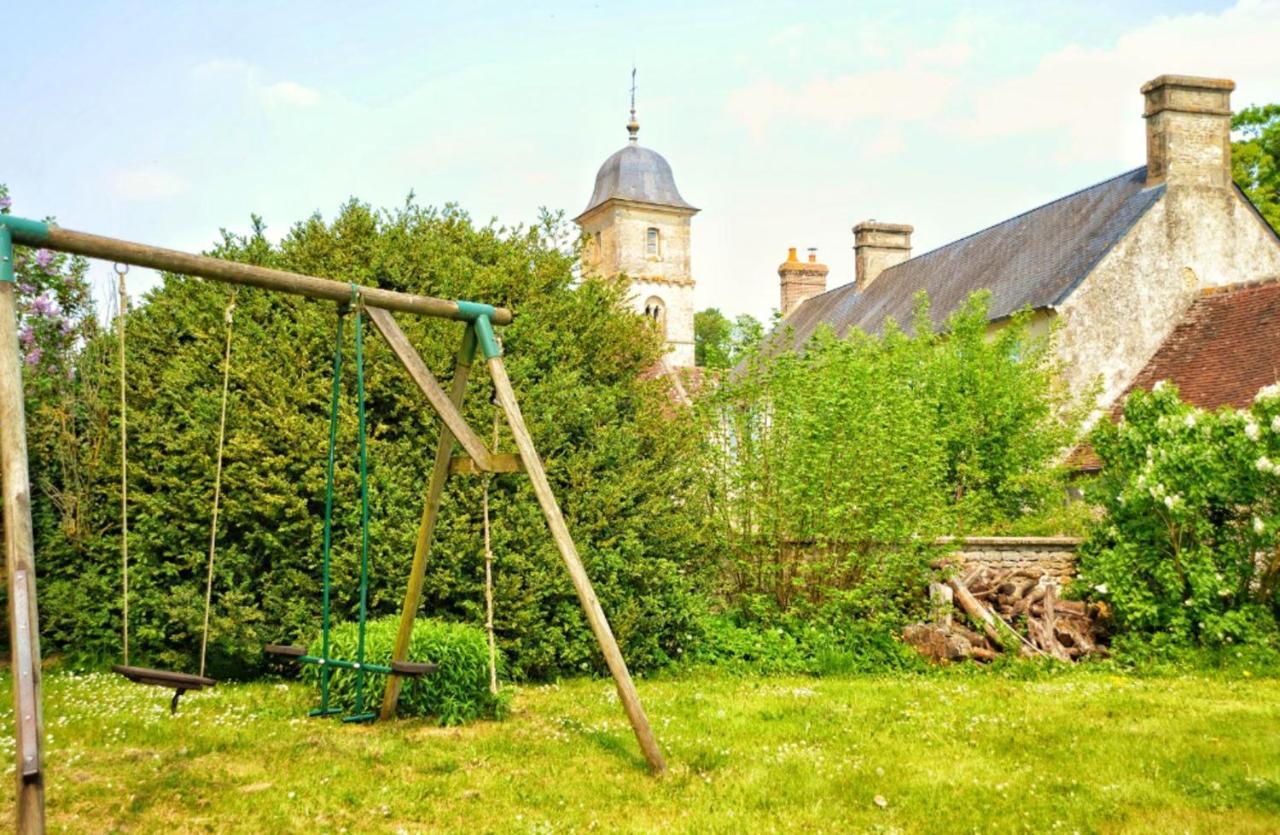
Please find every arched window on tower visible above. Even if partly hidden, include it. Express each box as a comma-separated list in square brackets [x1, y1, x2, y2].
[646, 227, 659, 257]
[643, 295, 666, 338]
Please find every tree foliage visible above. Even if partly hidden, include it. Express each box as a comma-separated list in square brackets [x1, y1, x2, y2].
[1078, 383, 1280, 645]
[1233, 103, 1280, 232]
[26, 197, 714, 679]
[694, 307, 764, 369]
[701, 292, 1085, 626]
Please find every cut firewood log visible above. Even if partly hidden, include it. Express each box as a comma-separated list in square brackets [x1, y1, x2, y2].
[1040, 585, 1073, 662]
[969, 646, 997, 662]
[948, 577, 1010, 650]
[1012, 585, 1048, 617]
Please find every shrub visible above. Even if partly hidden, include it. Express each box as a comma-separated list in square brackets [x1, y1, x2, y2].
[25, 200, 715, 679]
[299, 615, 506, 725]
[1078, 382, 1280, 645]
[687, 614, 926, 676]
[701, 292, 1085, 627]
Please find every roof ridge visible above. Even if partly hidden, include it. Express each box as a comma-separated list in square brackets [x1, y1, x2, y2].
[882, 166, 1149, 274]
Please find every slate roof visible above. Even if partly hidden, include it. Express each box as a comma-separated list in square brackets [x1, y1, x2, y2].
[776, 167, 1166, 349]
[576, 143, 696, 219]
[1072, 279, 1280, 471]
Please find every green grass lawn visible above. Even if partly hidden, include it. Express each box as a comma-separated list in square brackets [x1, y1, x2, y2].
[1, 668, 1278, 833]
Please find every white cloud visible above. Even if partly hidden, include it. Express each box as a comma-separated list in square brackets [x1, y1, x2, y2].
[726, 66, 960, 138]
[724, 41, 971, 141]
[193, 59, 324, 109]
[107, 166, 188, 200]
[725, 0, 1280, 163]
[959, 0, 1280, 164]
[260, 80, 322, 108]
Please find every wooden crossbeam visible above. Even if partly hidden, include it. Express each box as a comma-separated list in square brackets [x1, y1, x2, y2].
[449, 452, 523, 476]
[364, 307, 493, 468]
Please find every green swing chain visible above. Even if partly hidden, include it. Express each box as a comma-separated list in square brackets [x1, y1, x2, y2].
[313, 286, 374, 721]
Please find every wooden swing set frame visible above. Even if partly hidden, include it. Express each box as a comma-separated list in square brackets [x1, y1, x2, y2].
[0, 215, 665, 834]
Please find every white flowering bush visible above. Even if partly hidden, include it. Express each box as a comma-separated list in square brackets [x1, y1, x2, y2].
[1079, 382, 1280, 644]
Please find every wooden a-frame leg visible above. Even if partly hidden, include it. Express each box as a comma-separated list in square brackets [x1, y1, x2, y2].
[0, 263, 47, 832]
[487, 354, 667, 775]
[379, 326, 476, 720]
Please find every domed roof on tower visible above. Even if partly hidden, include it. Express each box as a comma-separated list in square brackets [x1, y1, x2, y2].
[575, 72, 697, 220]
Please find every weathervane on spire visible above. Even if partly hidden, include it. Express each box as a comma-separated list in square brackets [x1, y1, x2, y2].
[627, 65, 640, 142]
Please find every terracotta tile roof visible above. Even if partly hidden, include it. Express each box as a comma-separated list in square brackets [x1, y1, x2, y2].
[1073, 279, 1280, 471]
[1122, 279, 1280, 409]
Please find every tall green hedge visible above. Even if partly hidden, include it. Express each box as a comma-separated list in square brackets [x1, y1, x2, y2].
[29, 202, 714, 679]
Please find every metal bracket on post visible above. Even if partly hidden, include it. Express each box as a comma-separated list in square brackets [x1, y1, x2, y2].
[12, 571, 39, 779]
[0, 224, 14, 284]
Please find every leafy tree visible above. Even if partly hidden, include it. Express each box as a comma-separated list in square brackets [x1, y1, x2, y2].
[694, 307, 764, 369]
[28, 198, 715, 679]
[1078, 382, 1280, 645]
[703, 292, 1085, 625]
[1233, 103, 1280, 231]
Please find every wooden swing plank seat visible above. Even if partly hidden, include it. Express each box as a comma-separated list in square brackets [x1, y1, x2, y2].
[0, 215, 665, 835]
[111, 665, 216, 691]
[111, 665, 217, 715]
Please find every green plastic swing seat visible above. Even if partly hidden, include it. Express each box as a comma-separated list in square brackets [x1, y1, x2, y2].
[264, 644, 438, 677]
[112, 664, 217, 713]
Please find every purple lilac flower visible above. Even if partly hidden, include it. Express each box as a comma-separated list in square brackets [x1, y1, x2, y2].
[34, 249, 54, 270]
[61, 318, 75, 335]
[30, 295, 55, 316]
[18, 325, 35, 347]
[24, 347, 42, 366]
[17, 282, 35, 294]
[0, 195, 11, 211]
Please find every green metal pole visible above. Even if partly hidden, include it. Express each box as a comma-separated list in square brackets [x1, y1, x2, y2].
[311, 309, 346, 718]
[344, 299, 375, 723]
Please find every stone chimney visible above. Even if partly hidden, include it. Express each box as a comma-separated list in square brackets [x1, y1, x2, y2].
[1142, 74, 1235, 189]
[778, 246, 829, 317]
[853, 221, 912, 291]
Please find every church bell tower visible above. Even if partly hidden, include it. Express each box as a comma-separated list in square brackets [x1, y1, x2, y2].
[574, 74, 699, 367]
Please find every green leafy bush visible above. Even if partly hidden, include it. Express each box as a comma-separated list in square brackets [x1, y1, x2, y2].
[687, 614, 926, 676]
[701, 292, 1086, 629]
[25, 200, 714, 679]
[299, 615, 506, 724]
[1078, 382, 1280, 645]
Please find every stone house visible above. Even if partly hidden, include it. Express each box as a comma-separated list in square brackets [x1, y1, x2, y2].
[772, 74, 1280, 416]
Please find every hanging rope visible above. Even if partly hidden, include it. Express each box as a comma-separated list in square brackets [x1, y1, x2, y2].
[198, 291, 237, 678]
[483, 407, 499, 695]
[116, 263, 130, 665]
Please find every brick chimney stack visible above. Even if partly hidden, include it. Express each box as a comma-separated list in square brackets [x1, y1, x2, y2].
[853, 221, 913, 291]
[778, 246, 829, 317]
[1142, 74, 1235, 190]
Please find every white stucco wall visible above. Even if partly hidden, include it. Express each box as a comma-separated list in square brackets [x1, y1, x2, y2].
[1055, 186, 1280, 410]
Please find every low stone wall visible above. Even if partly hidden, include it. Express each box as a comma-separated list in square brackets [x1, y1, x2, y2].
[936, 536, 1081, 584]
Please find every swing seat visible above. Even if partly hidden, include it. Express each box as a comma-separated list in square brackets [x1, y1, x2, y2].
[264, 643, 308, 658]
[112, 665, 217, 713]
[390, 660, 438, 677]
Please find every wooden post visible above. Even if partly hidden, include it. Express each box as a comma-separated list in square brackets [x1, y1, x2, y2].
[487, 354, 667, 775]
[0, 228, 47, 833]
[378, 326, 476, 720]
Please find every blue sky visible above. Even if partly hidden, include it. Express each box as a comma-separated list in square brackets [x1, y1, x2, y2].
[4, 0, 1279, 321]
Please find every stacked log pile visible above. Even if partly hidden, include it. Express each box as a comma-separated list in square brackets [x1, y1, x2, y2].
[903, 566, 1109, 664]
